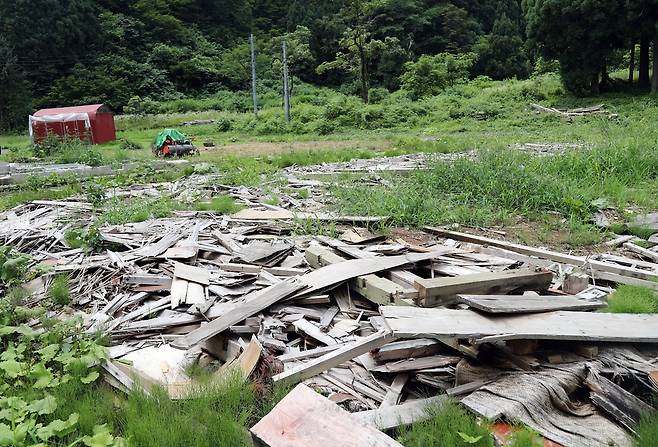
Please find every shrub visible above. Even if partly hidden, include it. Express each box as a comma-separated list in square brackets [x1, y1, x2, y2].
[3, 146, 34, 162]
[400, 53, 476, 99]
[368, 87, 390, 104]
[33, 135, 67, 158]
[86, 181, 106, 207]
[124, 96, 159, 115]
[216, 116, 233, 132]
[120, 139, 143, 151]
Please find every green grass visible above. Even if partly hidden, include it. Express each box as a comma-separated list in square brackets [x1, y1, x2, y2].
[332, 143, 658, 230]
[507, 428, 544, 447]
[397, 400, 493, 447]
[0, 185, 82, 211]
[628, 226, 656, 240]
[636, 410, 658, 447]
[48, 274, 71, 306]
[50, 375, 258, 447]
[195, 195, 243, 214]
[605, 285, 658, 314]
[99, 197, 182, 225]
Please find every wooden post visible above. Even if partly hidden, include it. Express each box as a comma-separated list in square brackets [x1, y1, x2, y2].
[282, 40, 291, 122]
[249, 33, 258, 116]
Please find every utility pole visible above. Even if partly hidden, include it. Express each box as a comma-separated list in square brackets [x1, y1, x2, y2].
[249, 33, 258, 116]
[282, 40, 290, 122]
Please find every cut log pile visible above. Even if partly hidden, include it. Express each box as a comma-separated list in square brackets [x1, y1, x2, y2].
[2, 186, 658, 447]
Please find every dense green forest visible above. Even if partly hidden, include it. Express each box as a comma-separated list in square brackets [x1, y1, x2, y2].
[1, 0, 657, 130]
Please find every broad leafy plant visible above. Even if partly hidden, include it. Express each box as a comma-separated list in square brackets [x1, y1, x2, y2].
[0, 284, 124, 446]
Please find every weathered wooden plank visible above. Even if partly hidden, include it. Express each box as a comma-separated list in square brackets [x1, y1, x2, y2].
[624, 242, 658, 263]
[415, 269, 553, 307]
[304, 244, 425, 304]
[372, 338, 443, 362]
[380, 373, 409, 407]
[584, 370, 656, 432]
[352, 395, 447, 430]
[170, 277, 189, 309]
[372, 355, 462, 373]
[426, 227, 658, 282]
[217, 262, 307, 277]
[172, 279, 306, 349]
[277, 343, 345, 362]
[293, 318, 338, 345]
[250, 384, 403, 447]
[381, 307, 658, 344]
[273, 330, 395, 384]
[173, 262, 210, 285]
[458, 294, 605, 314]
[233, 208, 387, 224]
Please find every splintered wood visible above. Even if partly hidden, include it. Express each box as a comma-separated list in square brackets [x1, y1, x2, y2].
[3, 189, 657, 447]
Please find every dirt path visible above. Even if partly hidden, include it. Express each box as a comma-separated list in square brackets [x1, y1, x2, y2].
[202, 139, 391, 156]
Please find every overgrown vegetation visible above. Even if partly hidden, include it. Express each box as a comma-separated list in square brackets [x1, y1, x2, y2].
[0, 275, 119, 446]
[332, 141, 658, 237]
[397, 400, 493, 447]
[635, 411, 658, 447]
[605, 285, 658, 314]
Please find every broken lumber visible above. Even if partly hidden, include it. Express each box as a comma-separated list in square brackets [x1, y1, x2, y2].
[457, 294, 604, 313]
[352, 395, 447, 430]
[250, 384, 403, 447]
[425, 227, 658, 283]
[272, 330, 395, 384]
[414, 269, 553, 306]
[172, 279, 306, 349]
[381, 306, 658, 344]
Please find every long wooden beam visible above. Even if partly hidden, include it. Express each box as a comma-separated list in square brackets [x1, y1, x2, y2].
[272, 330, 395, 384]
[414, 269, 553, 307]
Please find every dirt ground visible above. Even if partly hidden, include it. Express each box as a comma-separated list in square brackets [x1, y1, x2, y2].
[201, 138, 391, 156]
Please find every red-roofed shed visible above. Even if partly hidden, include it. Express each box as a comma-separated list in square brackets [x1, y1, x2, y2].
[29, 104, 116, 145]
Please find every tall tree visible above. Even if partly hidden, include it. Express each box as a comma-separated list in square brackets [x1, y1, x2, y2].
[0, 0, 100, 99]
[318, 0, 383, 102]
[0, 37, 31, 130]
[524, 0, 626, 95]
[473, 12, 530, 80]
[626, 0, 658, 88]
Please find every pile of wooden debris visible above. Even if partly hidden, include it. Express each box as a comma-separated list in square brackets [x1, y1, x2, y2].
[2, 184, 657, 447]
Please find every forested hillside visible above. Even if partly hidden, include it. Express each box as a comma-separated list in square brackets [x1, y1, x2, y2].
[1, 0, 657, 130]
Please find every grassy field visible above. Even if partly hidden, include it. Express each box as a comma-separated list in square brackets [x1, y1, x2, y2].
[1, 74, 658, 446]
[5, 73, 658, 249]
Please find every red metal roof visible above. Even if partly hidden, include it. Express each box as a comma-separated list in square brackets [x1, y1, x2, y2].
[33, 104, 109, 117]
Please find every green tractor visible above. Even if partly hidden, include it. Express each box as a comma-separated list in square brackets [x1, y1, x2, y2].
[152, 128, 198, 157]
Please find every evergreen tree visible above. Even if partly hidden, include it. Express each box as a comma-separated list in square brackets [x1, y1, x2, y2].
[0, 38, 31, 130]
[524, 0, 626, 95]
[473, 12, 530, 80]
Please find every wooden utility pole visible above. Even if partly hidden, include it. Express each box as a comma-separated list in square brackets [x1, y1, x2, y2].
[282, 40, 291, 122]
[250, 33, 258, 116]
